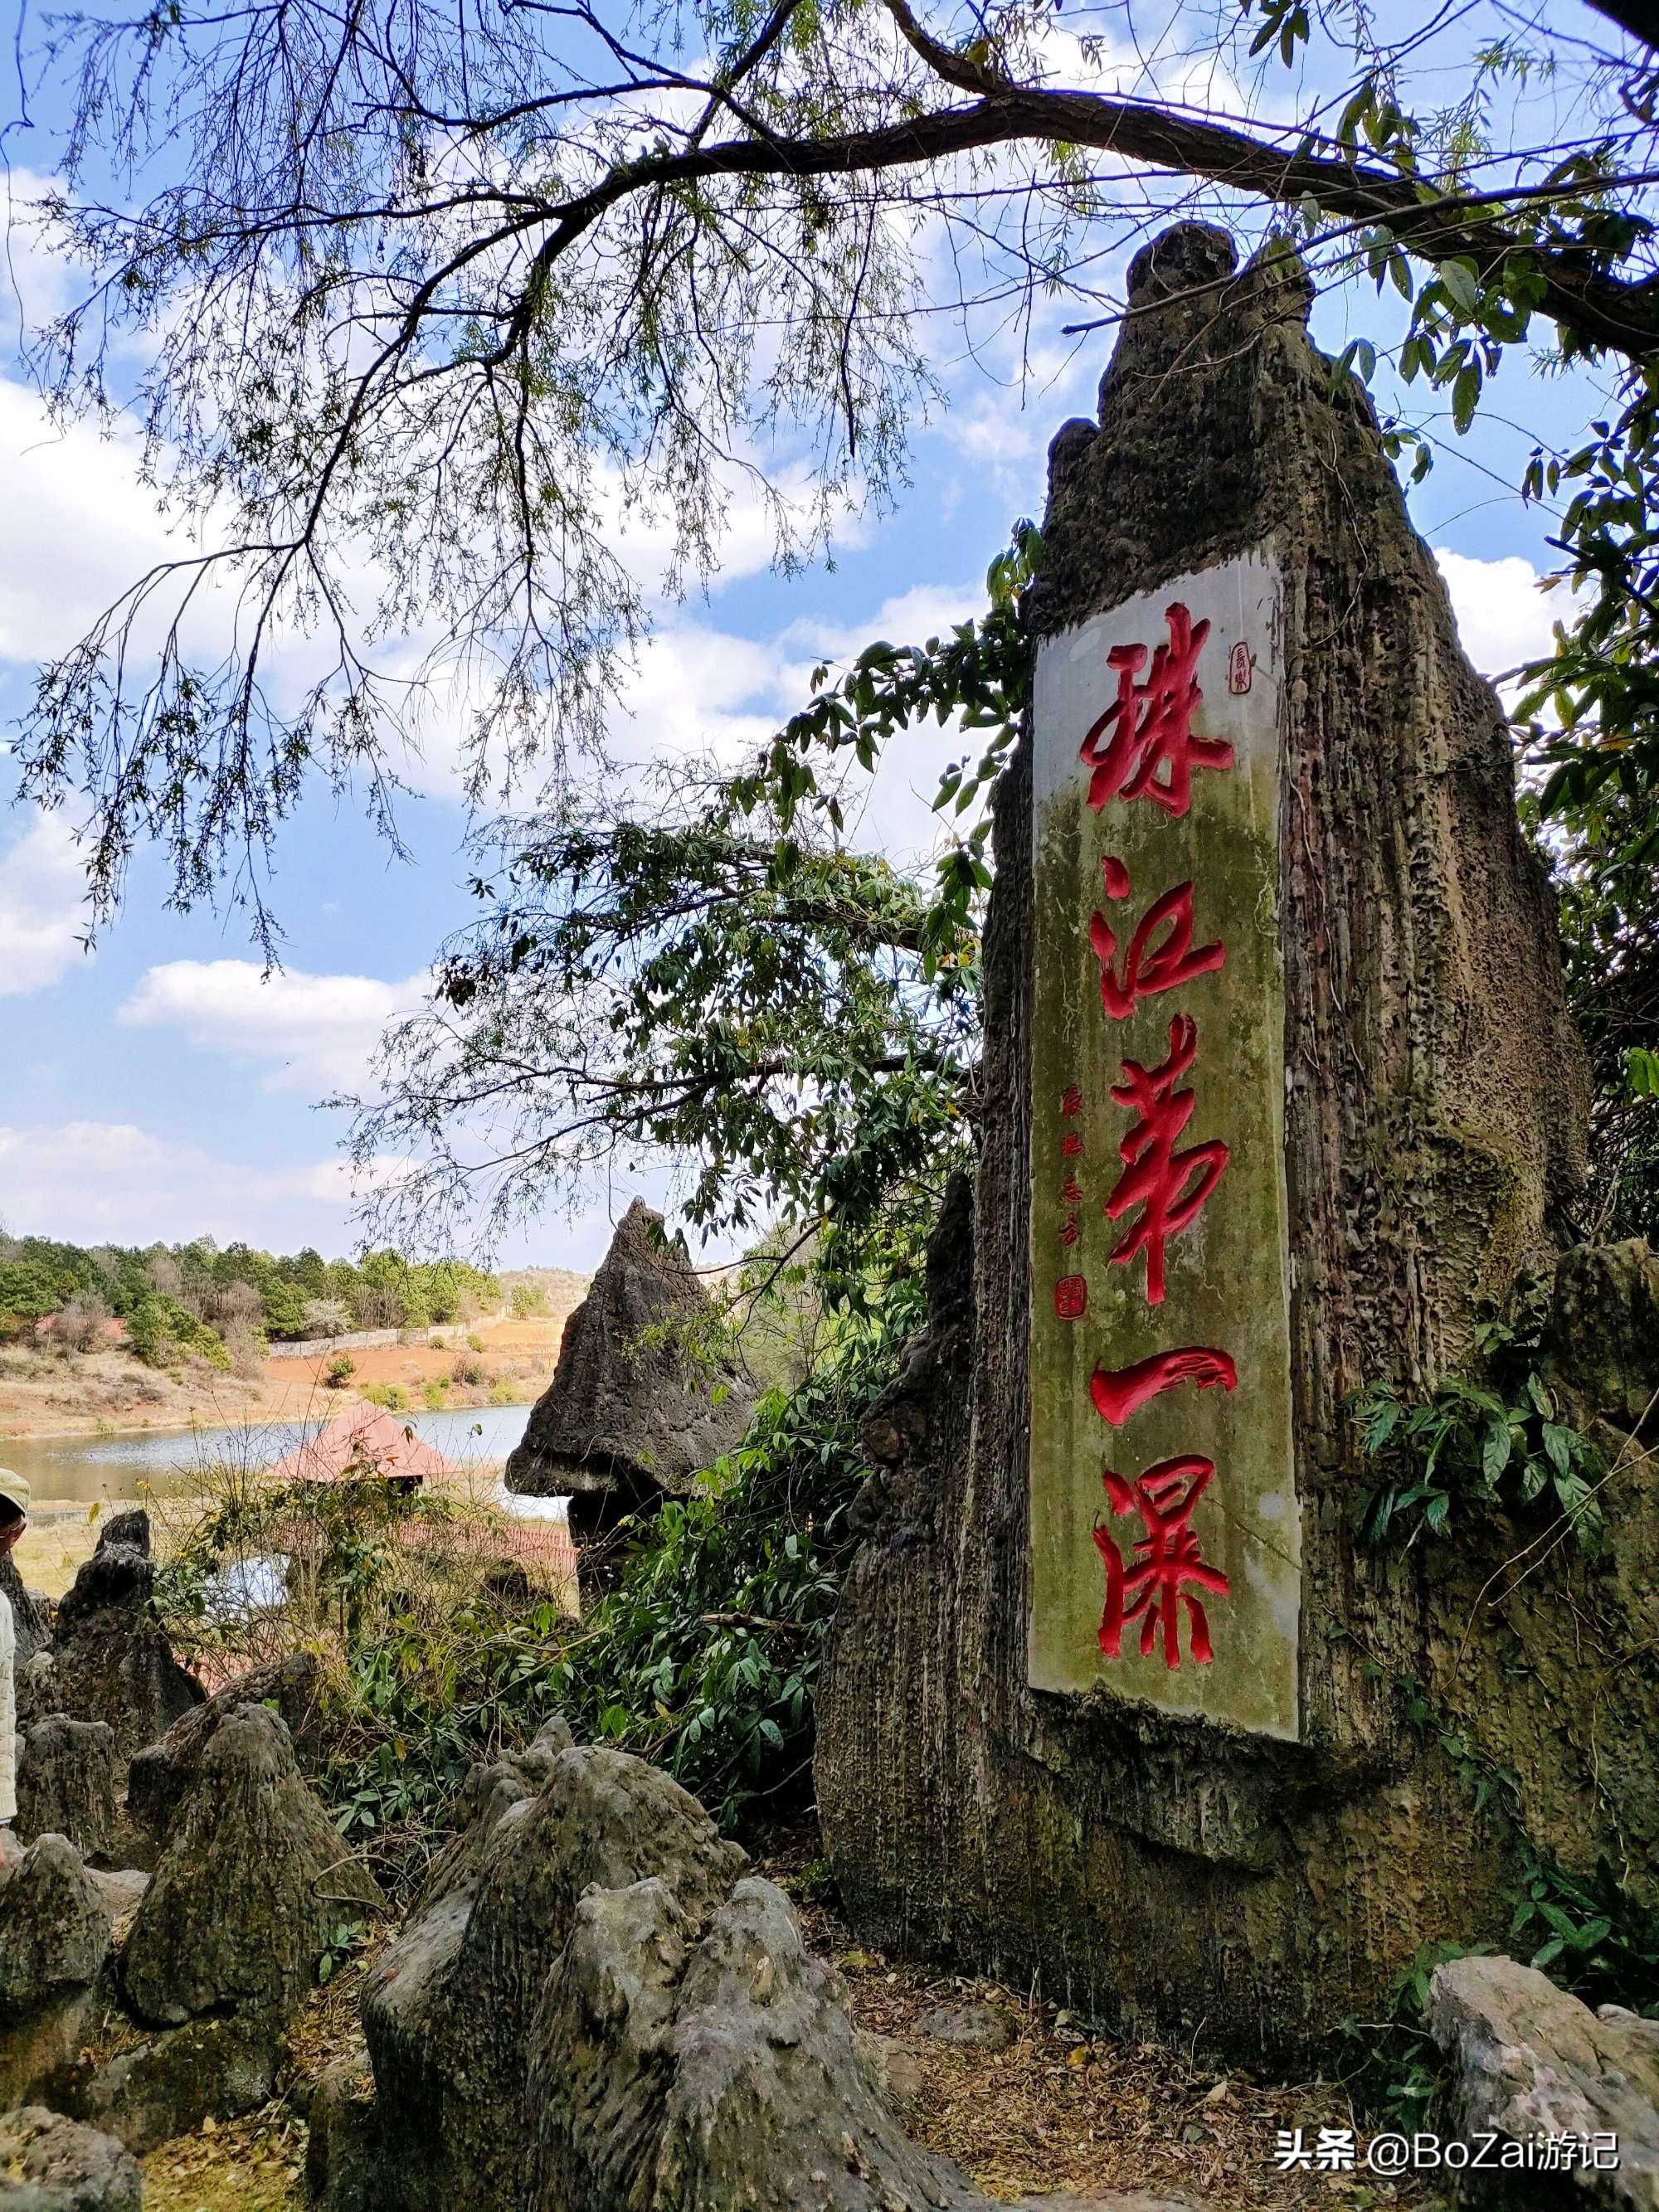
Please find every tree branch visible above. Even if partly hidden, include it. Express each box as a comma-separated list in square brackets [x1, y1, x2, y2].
[512, 84, 1659, 361]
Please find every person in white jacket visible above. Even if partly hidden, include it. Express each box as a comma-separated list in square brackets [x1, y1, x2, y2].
[0, 1469, 28, 1857]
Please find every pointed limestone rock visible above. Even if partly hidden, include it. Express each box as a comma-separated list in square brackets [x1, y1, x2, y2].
[504, 1201, 752, 1568]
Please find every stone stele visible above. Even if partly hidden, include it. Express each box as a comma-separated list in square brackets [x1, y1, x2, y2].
[1029, 551, 1297, 1732]
[815, 220, 1605, 2069]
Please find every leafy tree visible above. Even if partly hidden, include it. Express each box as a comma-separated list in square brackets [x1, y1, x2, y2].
[0, 1259, 68, 1342]
[126, 1293, 232, 1370]
[348, 533, 1031, 1282]
[9, 0, 1659, 955]
[261, 1277, 312, 1341]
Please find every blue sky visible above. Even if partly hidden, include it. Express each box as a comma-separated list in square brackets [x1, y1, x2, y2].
[0, 2, 1624, 1268]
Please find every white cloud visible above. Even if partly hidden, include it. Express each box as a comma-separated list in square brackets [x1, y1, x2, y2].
[119, 960, 431, 1094]
[1435, 547, 1565, 682]
[0, 814, 90, 994]
[0, 378, 186, 667]
[0, 1120, 361, 1247]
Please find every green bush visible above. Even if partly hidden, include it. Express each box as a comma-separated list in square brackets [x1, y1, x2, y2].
[547, 1284, 922, 1829]
[324, 1352, 356, 1388]
[126, 1293, 231, 1371]
[364, 1383, 408, 1412]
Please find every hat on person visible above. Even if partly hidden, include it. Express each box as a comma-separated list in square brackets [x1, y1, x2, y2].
[0, 1470, 29, 1518]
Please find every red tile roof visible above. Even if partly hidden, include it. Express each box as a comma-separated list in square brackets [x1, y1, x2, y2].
[265, 1407, 455, 1485]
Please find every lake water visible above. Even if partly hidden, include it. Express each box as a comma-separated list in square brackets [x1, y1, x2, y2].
[0, 1402, 543, 1510]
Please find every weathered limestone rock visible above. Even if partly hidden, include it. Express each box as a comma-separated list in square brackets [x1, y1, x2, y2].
[75, 2011, 287, 2157]
[0, 1836, 111, 2011]
[330, 1737, 1220, 2212]
[815, 220, 1612, 2066]
[504, 1200, 752, 1575]
[0, 2108, 143, 2212]
[304, 2044, 381, 2212]
[125, 1649, 324, 1845]
[404, 1712, 574, 1914]
[25, 1519, 202, 1761]
[0, 1836, 112, 2108]
[0, 1554, 48, 1667]
[122, 1704, 382, 2026]
[530, 1873, 984, 2212]
[1544, 1239, 1659, 1440]
[361, 1738, 746, 2212]
[1428, 1956, 1659, 2207]
[12, 1719, 119, 1863]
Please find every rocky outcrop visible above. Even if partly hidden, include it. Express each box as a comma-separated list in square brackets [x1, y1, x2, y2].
[40, 1704, 387, 2153]
[123, 1704, 381, 2026]
[814, 218, 1616, 2067]
[304, 2045, 381, 2212]
[1428, 1956, 1659, 2206]
[12, 1720, 119, 1864]
[312, 1734, 1088, 2212]
[0, 2107, 143, 2212]
[0, 1837, 112, 2109]
[0, 1554, 48, 1668]
[74, 2011, 290, 2159]
[360, 1733, 746, 2212]
[530, 1871, 983, 2212]
[126, 1650, 324, 1845]
[504, 1202, 752, 1578]
[22, 1519, 201, 1762]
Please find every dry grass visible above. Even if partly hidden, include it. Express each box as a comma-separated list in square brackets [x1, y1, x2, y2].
[12, 1508, 103, 1597]
[142, 2107, 309, 2212]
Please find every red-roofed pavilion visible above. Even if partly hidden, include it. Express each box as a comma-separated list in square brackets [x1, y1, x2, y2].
[266, 1407, 455, 1490]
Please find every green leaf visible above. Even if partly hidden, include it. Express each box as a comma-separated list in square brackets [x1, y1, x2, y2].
[1452, 362, 1481, 435]
[1481, 1417, 1512, 1486]
[1439, 256, 1481, 315]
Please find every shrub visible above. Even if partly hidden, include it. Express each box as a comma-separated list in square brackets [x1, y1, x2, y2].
[223, 1315, 269, 1380]
[51, 1291, 112, 1355]
[547, 1285, 921, 1830]
[364, 1383, 408, 1412]
[466, 1332, 486, 1353]
[421, 1379, 448, 1411]
[303, 1297, 355, 1339]
[324, 1353, 357, 1388]
[450, 1352, 486, 1387]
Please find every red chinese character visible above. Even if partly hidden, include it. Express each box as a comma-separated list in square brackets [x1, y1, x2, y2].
[1094, 1456, 1229, 1668]
[1054, 1275, 1087, 1319]
[1228, 640, 1253, 695]
[1060, 1085, 1084, 1117]
[1104, 1014, 1228, 1305]
[1078, 602, 1233, 817]
[1060, 1216, 1080, 1247]
[1060, 1130, 1084, 1158]
[1089, 1347, 1238, 1428]
[1088, 861, 1224, 1021]
[1061, 1174, 1085, 1207]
